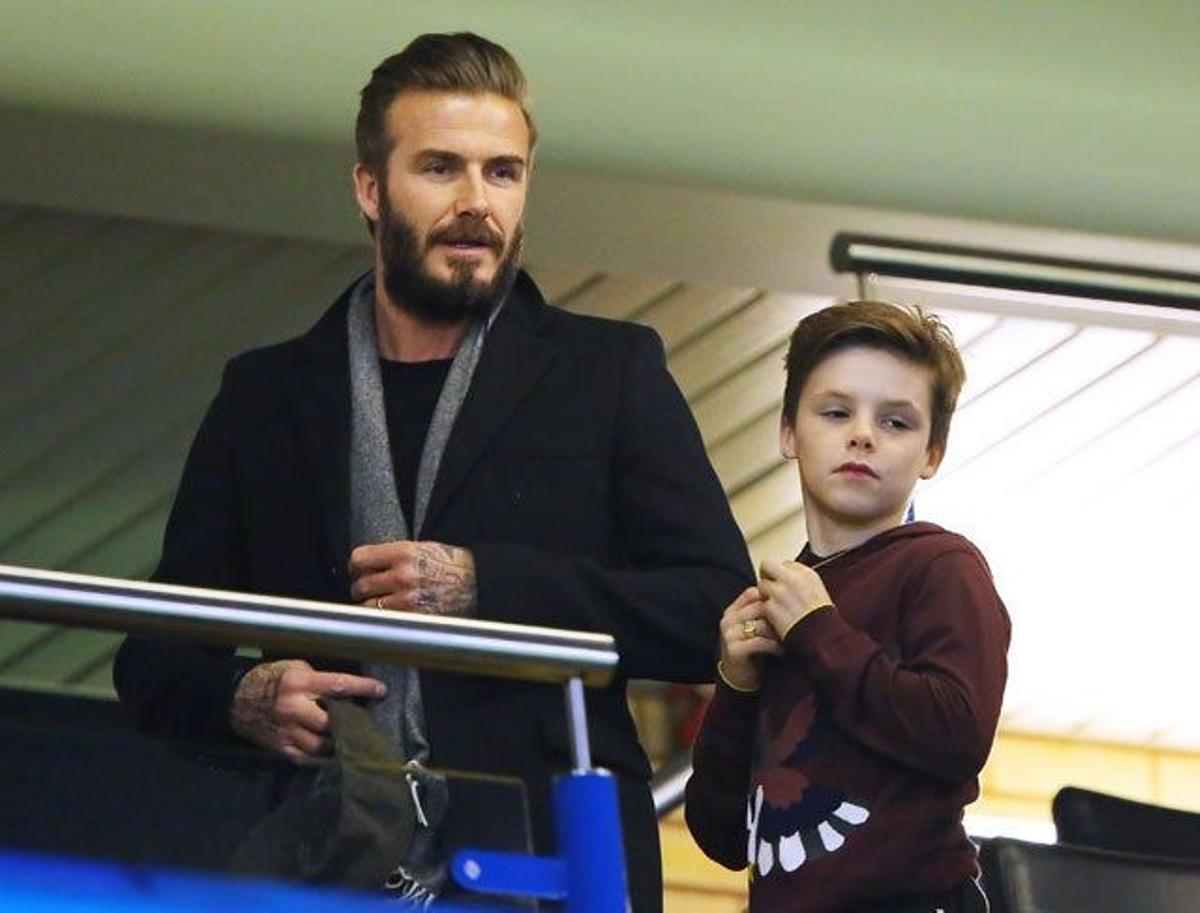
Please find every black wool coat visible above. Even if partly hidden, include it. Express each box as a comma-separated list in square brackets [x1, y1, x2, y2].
[114, 270, 753, 894]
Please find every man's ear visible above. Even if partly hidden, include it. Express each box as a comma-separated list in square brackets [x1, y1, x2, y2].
[780, 417, 799, 460]
[352, 163, 381, 224]
[920, 442, 945, 480]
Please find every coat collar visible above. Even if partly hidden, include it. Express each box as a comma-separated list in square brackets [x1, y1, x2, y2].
[286, 269, 555, 560]
[422, 271, 556, 530]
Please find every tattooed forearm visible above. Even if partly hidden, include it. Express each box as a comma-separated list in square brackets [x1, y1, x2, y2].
[230, 660, 286, 738]
[414, 542, 477, 616]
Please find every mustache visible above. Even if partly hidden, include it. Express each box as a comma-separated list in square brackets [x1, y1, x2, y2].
[427, 222, 504, 252]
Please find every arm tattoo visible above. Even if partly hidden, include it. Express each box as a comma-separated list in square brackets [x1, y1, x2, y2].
[230, 661, 285, 736]
[415, 542, 477, 616]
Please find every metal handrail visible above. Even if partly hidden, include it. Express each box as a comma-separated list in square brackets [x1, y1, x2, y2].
[650, 749, 693, 817]
[0, 563, 618, 687]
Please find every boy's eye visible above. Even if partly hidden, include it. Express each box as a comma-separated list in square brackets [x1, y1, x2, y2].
[882, 416, 912, 430]
[820, 408, 849, 419]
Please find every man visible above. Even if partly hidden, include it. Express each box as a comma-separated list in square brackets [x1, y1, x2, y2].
[114, 32, 752, 913]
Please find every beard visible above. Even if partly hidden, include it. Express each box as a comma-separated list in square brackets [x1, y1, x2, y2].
[377, 193, 522, 325]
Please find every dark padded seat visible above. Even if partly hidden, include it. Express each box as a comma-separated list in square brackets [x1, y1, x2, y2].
[1053, 786, 1200, 862]
[981, 837, 1200, 913]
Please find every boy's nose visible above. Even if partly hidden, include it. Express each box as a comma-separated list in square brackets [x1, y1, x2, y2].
[848, 425, 875, 450]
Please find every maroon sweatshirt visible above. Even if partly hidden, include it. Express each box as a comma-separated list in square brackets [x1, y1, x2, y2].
[685, 522, 1010, 913]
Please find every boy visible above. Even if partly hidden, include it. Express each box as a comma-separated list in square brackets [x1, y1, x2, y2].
[685, 301, 1010, 913]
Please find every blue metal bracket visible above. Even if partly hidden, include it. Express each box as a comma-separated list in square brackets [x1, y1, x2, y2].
[451, 851, 567, 900]
[451, 770, 629, 913]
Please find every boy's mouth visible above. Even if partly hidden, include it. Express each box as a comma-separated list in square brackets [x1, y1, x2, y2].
[834, 462, 879, 479]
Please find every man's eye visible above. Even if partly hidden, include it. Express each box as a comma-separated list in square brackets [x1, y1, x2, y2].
[489, 164, 522, 182]
[424, 161, 452, 176]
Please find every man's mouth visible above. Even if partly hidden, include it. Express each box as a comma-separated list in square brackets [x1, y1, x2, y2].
[834, 462, 879, 479]
[430, 228, 502, 256]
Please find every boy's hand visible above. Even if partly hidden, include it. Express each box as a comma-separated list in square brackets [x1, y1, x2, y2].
[718, 587, 784, 691]
[759, 559, 834, 640]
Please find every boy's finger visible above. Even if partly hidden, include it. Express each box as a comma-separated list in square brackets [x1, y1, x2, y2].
[758, 558, 785, 580]
[731, 586, 763, 607]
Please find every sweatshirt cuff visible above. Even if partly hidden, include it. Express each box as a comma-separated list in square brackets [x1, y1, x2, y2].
[782, 601, 852, 662]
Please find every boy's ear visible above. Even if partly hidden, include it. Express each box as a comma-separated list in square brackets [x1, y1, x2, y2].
[779, 418, 799, 460]
[920, 442, 945, 480]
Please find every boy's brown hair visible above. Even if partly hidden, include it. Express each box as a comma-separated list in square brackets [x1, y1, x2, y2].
[355, 32, 537, 178]
[781, 300, 966, 454]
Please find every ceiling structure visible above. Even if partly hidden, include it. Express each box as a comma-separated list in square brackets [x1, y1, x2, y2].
[1, 1, 1199, 248]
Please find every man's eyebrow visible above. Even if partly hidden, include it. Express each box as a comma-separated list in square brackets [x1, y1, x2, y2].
[415, 148, 463, 163]
[412, 150, 527, 170]
[488, 154, 527, 169]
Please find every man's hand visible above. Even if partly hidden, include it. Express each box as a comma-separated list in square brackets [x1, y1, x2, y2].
[758, 558, 834, 640]
[717, 587, 784, 692]
[229, 659, 387, 765]
[349, 540, 477, 616]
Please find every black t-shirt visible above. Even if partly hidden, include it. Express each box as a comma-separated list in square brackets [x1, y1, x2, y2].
[380, 357, 452, 524]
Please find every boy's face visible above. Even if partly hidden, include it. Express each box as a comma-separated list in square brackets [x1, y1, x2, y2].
[781, 346, 945, 539]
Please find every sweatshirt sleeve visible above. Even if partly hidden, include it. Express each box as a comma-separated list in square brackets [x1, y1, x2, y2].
[784, 549, 1010, 782]
[683, 682, 759, 870]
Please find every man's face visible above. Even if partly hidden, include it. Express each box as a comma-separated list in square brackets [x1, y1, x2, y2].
[780, 346, 944, 538]
[356, 90, 531, 323]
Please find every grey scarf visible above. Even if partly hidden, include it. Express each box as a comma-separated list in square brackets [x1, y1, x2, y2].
[346, 272, 495, 900]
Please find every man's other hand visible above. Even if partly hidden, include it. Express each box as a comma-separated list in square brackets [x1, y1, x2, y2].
[229, 659, 387, 764]
[348, 540, 477, 616]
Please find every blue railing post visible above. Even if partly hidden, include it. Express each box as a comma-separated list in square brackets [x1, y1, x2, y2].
[554, 770, 628, 913]
[449, 675, 629, 912]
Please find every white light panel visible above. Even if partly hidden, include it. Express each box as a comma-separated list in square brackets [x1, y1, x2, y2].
[909, 301, 1200, 750]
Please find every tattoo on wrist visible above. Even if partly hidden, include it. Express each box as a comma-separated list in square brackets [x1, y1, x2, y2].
[232, 661, 285, 735]
[415, 543, 477, 616]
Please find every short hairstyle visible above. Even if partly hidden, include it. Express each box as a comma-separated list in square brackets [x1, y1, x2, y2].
[355, 32, 537, 177]
[781, 300, 967, 454]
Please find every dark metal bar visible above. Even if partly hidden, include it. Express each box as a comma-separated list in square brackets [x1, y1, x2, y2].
[831, 233, 1200, 311]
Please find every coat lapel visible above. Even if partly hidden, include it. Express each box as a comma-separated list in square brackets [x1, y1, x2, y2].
[287, 282, 356, 564]
[422, 274, 555, 532]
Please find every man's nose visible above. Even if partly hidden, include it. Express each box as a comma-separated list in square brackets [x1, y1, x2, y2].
[453, 171, 490, 219]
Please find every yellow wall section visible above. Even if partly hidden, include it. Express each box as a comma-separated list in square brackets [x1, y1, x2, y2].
[660, 730, 1200, 912]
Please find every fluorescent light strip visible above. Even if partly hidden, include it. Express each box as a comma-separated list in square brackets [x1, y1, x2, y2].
[851, 243, 1200, 301]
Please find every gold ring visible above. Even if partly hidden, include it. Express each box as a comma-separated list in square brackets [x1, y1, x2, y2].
[375, 597, 385, 609]
[742, 619, 757, 639]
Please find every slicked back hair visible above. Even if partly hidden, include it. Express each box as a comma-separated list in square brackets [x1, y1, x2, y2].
[781, 300, 966, 455]
[355, 31, 537, 178]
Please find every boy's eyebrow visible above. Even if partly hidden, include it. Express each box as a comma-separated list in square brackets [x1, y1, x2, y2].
[880, 398, 923, 412]
[815, 390, 924, 412]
